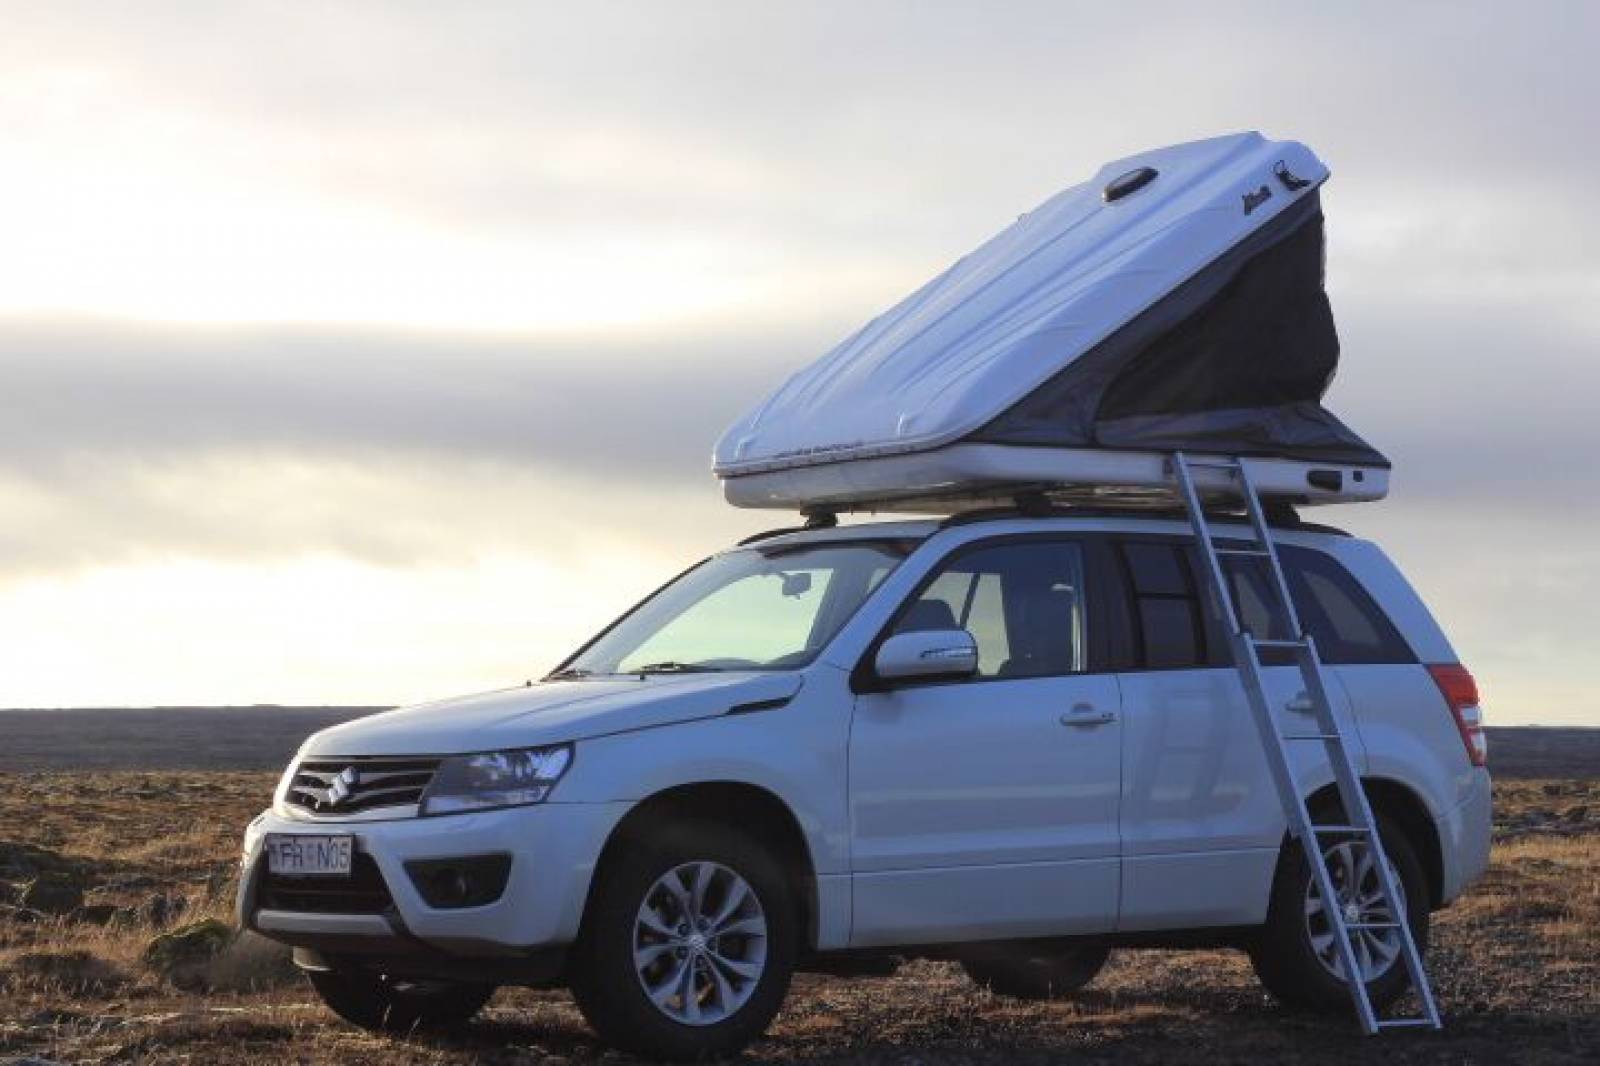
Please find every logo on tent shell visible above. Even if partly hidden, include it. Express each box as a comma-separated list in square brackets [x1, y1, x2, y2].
[1241, 184, 1273, 215]
[1273, 160, 1311, 191]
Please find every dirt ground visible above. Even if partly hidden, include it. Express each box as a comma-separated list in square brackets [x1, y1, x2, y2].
[1, 771, 1595, 1065]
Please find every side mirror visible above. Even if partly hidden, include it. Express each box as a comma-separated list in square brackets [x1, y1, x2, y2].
[873, 628, 979, 684]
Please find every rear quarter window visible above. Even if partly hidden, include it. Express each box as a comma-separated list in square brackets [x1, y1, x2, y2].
[1280, 547, 1414, 665]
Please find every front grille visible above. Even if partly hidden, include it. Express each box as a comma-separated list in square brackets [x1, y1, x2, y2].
[285, 757, 441, 816]
[259, 852, 394, 914]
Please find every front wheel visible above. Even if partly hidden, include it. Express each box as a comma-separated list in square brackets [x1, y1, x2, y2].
[961, 944, 1111, 1000]
[567, 820, 798, 1060]
[306, 969, 494, 1032]
[1249, 812, 1430, 1013]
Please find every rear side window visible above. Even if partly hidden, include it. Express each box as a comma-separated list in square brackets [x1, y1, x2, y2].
[1282, 548, 1413, 665]
[1222, 557, 1292, 643]
[1119, 542, 1207, 668]
[1109, 537, 1411, 671]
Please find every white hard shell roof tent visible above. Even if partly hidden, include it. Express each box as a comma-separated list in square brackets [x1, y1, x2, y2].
[713, 132, 1388, 513]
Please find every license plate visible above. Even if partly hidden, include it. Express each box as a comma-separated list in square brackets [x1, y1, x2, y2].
[265, 833, 353, 877]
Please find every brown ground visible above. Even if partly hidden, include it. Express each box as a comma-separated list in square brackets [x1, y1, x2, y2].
[1, 772, 1595, 1064]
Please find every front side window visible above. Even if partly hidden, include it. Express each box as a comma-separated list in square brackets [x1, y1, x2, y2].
[560, 541, 909, 676]
[892, 541, 1086, 679]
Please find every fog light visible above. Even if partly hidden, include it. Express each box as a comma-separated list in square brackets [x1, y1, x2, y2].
[404, 854, 512, 909]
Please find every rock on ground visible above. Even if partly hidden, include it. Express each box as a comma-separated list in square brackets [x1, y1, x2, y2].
[19, 872, 85, 916]
[143, 918, 234, 990]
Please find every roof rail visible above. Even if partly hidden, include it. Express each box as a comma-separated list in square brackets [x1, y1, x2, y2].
[736, 510, 840, 547]
[737, 526, 805, 546]
[938, 499, 1349, 536]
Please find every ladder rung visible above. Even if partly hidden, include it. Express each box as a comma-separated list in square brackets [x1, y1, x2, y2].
[1310, 824, 1372, 835]
[1216, 547, 1271, 557]
[1284, 733, 1344, 741]
[1250, 637, 1309, 649]
[1376, 1019, 1438, 1030]
[1181, 457, 1243, 470]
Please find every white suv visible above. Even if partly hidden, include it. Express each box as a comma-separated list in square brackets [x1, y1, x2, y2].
[239, 510, 1491, 1059]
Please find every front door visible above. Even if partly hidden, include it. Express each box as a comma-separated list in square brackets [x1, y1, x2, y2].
[847, 538, 1122, 947]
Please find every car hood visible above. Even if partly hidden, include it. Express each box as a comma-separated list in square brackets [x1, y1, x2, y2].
[299, 671, 804, 758]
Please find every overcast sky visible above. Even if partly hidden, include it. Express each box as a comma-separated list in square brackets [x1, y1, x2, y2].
[2, 1, 1596, 724]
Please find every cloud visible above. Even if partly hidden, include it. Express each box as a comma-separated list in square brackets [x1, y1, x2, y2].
[0, 317, 817, 575]
[0, 2, 1597, 719]
[11, 3, 1600, 299]
[1329, 297, 1600, 506]
[0, 318, 823, 475]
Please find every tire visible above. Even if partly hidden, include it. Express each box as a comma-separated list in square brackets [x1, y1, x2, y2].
[961, 944, 1111, 1000]
[1249, 811, 1430, 1013]
[567, 819, 799, 1060]
[306, 969, 495, 1033]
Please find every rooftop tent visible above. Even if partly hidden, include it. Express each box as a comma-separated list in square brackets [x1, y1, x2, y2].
[713, 133, 1389, 511]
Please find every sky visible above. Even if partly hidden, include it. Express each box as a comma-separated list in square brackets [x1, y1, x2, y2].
[2, 1, 1596, 725]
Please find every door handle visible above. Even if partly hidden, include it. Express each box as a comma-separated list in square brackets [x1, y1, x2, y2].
[1060, 704, 1116, 727]
[1286, 692, 1317, 714]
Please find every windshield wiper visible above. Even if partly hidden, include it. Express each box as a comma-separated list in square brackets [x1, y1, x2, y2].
[633, 661, 721, 675]
[546, 667, 595, 680]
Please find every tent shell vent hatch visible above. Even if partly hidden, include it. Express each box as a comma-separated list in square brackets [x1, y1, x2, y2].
[711, 132, 1388, 513]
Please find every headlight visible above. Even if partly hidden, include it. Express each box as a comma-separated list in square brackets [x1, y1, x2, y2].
[419, 744, 573, 816]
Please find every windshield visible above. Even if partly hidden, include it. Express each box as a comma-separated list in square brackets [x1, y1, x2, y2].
[557, 540, 911, 676]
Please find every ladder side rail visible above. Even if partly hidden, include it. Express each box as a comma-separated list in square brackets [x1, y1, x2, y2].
[1292, 640, 1444, 1027]
[1236, 450, 1439, 1027]
[1240, 638, 1381, 1035]
[1295, 641, 1442, 1027]
[1233, 460, 1392, 884]
[1235, 460, 1440, 1030]
[1233, 463, 1386, 872]
[1170, 454, 1381, 1034]
[1169, 454, 1242, 634]
[1233, 461, 1310, 640]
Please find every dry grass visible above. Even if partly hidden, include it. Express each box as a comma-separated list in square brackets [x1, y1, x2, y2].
[1, 772, 1596, 1064]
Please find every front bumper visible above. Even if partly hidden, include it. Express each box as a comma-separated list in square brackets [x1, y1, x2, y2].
[238, 800, 629, 958]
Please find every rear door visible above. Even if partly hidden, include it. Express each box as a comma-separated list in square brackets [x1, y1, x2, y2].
[848, 537, 1123, 947]
[1277, 545, 1474, 816]
[1111, 535, 1357, 931]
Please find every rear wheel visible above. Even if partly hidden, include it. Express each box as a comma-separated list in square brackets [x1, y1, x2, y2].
[961, 944, 1111, 1000]
[568, 820, 798, 1060]
[1249, 812, 1429, 1013]
[306, 969, 494, 1032]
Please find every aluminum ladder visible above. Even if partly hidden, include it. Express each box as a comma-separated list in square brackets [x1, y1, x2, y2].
[1169, 451, 1442, 1035]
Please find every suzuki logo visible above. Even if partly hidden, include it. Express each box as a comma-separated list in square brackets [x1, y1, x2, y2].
[325, 766, 360, 807]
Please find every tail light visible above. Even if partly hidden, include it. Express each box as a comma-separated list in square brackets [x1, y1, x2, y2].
[1427, 663, 1486, 767]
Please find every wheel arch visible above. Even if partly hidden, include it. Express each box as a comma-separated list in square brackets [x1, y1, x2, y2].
[1305, 777, 1444, 910]
[583, 781, 821, 948]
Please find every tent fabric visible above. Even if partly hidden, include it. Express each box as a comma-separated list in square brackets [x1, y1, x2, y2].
[713, 132, 1387, 486]
[974, 192, 1386, 466]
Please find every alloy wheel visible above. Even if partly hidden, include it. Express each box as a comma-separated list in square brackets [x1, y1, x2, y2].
[632, 861, 768, 1025]
[1303, 839, 1406, 983]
